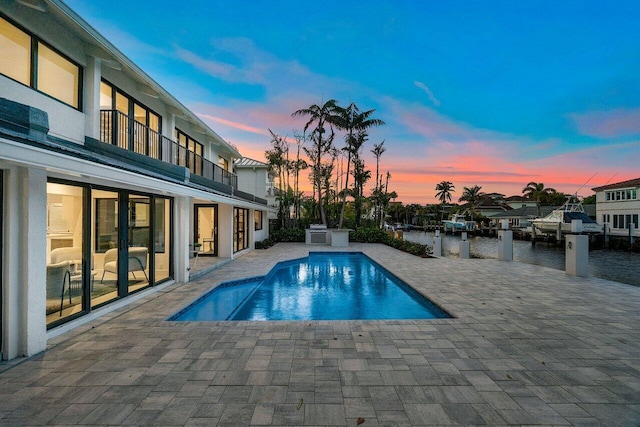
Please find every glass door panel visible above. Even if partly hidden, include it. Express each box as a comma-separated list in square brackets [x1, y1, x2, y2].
[92, 190, 119, 308]
[154, 198, 171, 283]
[46, 182, 85, 325]
[128, 195, 151, 293]
[195, 205, 217, 256]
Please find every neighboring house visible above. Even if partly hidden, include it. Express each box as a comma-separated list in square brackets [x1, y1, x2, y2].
[0, 1, 269, 360]
[504, 196, 538, 210]
[489, 206, 556, 229]
[234, 157, 277, 224]
[459, 197, 511, 219]
[592, 178, 640, 236]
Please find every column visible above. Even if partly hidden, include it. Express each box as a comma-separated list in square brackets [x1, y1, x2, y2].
[433, 230, 442, 257]
[498, 220, 513, 261]
[84, 56, 102, 139]
[459, 232, 470, 259]
[566, 234, 589, 277]
[174, 196, 190, 283]
[4, 167, 48, 359]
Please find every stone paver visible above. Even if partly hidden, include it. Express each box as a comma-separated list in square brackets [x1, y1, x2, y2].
[1, 242, 639, 426]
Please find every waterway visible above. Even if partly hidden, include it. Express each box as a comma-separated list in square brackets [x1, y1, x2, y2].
[403, 231, 640, 287]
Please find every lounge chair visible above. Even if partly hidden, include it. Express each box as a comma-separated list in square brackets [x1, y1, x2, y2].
[101, 247, 149, 283]
[46, 261, 71, 316]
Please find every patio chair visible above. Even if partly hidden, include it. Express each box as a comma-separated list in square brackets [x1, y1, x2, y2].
[46, 260, 71, 316]
[101, 247, 149, 283]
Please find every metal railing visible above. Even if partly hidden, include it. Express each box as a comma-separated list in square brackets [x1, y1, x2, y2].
[100, 110, 237, 188]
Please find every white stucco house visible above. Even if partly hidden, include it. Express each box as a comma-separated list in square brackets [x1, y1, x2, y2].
[0, 0, 270, 360]
[234, 157, 277, 221]
[592, 177, 640, 237]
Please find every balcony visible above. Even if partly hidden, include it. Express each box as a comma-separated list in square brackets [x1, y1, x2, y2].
[99, 110, 237, 189]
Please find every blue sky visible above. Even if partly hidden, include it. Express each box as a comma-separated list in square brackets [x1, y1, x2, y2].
[67, 0, 640, 203]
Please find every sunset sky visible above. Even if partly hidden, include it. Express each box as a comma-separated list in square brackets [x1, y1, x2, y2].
[68, 0, 640, 204]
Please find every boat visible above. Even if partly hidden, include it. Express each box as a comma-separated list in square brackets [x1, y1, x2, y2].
[531, 196, 602, 234]
[442, 214, 476, 232]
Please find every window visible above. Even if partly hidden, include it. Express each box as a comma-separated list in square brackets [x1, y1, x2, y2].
[0, 16, 81, 109]
[255, 210, 263, 230]
[234, 208, 249, 252]
[0, 16, 30, 85]
[605, 190, 638, 201]
[37, 42, 81, 108]
[175, 129, 203, 175]
[218, 156, 229, 171]
[100, 80, 162, 156]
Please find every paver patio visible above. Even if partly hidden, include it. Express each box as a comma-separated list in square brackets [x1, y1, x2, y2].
[1, 243, 639, 426]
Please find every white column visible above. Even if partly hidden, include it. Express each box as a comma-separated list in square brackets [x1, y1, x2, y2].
[566, 234, 589, 277]
[174, 196, 190, 283]
[84, 56, 102, 139]
[498, 230, 513, 261]
[216, 204, 234, 258]
[458, 241, 470, 259]
[4, 167, 48, 359]
[433, 230, 442, 257]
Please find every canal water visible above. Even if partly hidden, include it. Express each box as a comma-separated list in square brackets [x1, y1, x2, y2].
[403, 231, 640, 287]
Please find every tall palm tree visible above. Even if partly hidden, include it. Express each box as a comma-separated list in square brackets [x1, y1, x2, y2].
[371, 140, 386, 226]
[335, 103, 385, 228]
[459, 185, 486, 219]
[292, 99, 341, 224]
[435, 181, 455, 221]
[522, 181, 556, 217]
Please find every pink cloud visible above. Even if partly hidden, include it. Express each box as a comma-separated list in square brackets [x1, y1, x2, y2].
[197, 113, 267, 135]
[570, 107, 640, 138]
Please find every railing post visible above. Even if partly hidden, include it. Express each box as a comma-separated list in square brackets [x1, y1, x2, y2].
[113, 110, 119, 146]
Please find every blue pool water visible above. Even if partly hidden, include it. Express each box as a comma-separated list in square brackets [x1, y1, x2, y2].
[170, 252, 450, 321]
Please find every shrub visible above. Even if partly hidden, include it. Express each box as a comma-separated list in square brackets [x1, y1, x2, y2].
[350, 227, 431, 257]
[270, 227, 305, 243]
[349, 227, 391, 244]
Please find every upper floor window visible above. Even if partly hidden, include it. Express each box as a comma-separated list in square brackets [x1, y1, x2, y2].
[0, 16, 82, 109]
[175, 129, 203, 175]
[100, 80, 160, 132]
[605, 189, 638, 201]
[218, 156, 229, 171]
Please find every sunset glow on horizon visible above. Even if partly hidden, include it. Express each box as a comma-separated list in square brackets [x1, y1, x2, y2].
[67, 0, 640, 204]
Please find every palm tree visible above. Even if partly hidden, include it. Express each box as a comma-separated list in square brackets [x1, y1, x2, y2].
[371, 140, 386, 225]
[459, 185, 486, 219]
[335, 103, 385, 228]
[435, 181, 455, 221]
[292, 99, 341, 224]
[522, 181, 556, 217]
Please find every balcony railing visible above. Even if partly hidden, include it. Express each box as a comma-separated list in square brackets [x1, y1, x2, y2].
[100, 110, 237, 188]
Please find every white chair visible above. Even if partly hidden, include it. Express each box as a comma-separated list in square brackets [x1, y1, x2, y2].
[50, 247, 82, 264]
[101, 247, 149, 283]
[46, 260, 71, 316]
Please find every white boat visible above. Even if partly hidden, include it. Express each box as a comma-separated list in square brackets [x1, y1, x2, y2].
[443, 214, 475, 232]
[531, 196, 602, 234]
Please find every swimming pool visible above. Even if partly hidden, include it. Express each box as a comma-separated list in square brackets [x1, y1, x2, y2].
[170, 252, 450, 321]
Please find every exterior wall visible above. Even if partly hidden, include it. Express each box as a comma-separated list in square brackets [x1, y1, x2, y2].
[217, 204, 233, 258]
[1, 74, 86, 143]
[595, 188, 640, 237]
[236, 168, 268, 197]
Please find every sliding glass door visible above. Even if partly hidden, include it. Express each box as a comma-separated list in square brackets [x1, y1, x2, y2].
[194, 205, 218, 256]
[46, 179, 172, 328]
